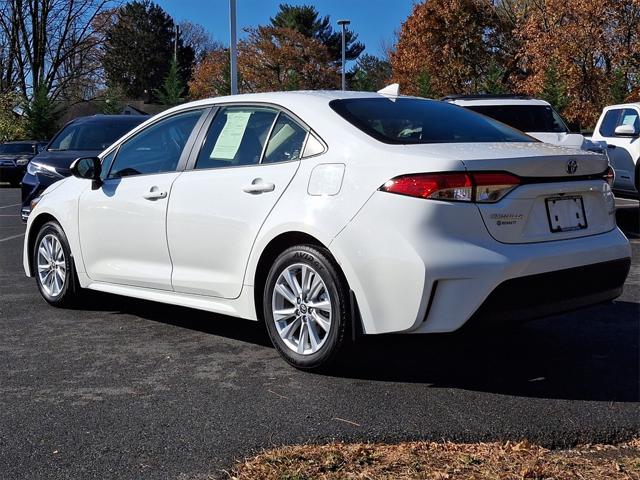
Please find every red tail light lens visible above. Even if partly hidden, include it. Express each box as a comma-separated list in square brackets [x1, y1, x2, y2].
[380, 172, 521, 203]
[603, 166, 615, 187]
[381, 173, 473, 201]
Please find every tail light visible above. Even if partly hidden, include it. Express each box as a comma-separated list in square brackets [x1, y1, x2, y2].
[380, 172, 520, 203]
[603, 166, 615, 187]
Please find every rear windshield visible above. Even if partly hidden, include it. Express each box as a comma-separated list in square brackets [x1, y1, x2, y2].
[329, 98, 534, 144]
[48, 117, 147, 151]
[0, 143, 35, 154]
[465, 104, 569, 133]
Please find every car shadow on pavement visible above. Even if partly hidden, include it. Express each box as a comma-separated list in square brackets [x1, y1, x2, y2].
[333, 300, 639, 403]
[76, 291, 638, 403]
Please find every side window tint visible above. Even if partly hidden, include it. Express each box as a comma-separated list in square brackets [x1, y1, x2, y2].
[599, 110, 621, 137]
[196, 107, 277, 169]
[263, 114, 307, 164]
[109, 110, 202, 179]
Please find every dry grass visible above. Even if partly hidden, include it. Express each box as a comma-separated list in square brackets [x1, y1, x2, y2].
[230, 438, 640, 479]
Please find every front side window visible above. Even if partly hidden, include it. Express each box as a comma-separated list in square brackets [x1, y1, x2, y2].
[599, 108, 640, 137]
[330, 98, 534, 144]
[466, 105, 569, 133]
[196, 107, 278, 169]
[108, 110, 202, 179]
[263, 114, 308, 164]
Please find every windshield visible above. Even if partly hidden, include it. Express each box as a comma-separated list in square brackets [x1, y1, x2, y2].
[330, 98, 534, 144]
[0, 143, 35, 154]
[465, 104, 569, 133]
[48, 117, 146, 151]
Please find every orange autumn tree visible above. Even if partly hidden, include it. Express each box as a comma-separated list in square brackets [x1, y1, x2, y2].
[391, 0, 640, 129]
[390, 0, 506, 97]
[516, 0, 622, 128]
[238, 26, 339, 92]
[189, 26, 338, 99]
[188, 48, 231, 99]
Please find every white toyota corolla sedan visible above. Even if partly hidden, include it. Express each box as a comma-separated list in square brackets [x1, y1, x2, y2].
[23, 91, 631, 369]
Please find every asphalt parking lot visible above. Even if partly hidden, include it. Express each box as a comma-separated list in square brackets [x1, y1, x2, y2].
[0, 186, 638, 479]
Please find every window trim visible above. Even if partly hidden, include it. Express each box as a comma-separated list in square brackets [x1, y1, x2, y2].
[185, 102, 327, 172]
[105, 107, 209, 180]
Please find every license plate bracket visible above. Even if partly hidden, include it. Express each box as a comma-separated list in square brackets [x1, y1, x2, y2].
[545, 195, 588, 233]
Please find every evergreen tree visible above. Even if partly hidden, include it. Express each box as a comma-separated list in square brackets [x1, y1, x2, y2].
[610, 69, 629, 104]
[540, 61, 569, 113]
[24, 84, 60, 140]
[270, 4, 364, 64]
[100, 86, 124, 114]
[154, 58, 184, 106]
[482, 62, 507, 94]
[416, 70, 435, 98]
[102, 1, 194, 100]
[350, 54, 392, 92]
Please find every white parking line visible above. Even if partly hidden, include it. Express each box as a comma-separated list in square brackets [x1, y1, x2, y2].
[0, 203, 20, 209]
[0, 233, 24, 243]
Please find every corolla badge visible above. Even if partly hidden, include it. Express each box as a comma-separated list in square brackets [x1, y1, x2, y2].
[566, 159, 578, 174]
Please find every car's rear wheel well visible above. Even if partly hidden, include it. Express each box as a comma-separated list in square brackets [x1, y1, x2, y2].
[26, 213, 58, 276]
[254, 232, 331, 321]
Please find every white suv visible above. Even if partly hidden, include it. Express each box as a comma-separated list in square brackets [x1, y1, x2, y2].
[445, 95, 602, 152]
[591, 103, 639, 198]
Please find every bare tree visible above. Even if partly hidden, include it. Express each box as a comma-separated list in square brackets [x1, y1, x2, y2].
[178, 20, 219, 63]
[0, 0, 114, 101]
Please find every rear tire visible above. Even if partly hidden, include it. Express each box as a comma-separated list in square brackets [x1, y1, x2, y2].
[263, 245, 350, 370]
[33, 221, 81, 307]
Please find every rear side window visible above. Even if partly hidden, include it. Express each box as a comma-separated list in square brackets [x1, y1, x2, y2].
[196, 107, 278, 169]
[108, 110, 202, 178]
[465, 105, 569, 133]
[599, 108, 640, 137]
[263, 114, 308, 164]
[330, 98, 533, 144]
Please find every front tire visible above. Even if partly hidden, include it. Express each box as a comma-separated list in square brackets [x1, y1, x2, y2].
[33, 221, 81, 307]
[263, 245, 350, 370]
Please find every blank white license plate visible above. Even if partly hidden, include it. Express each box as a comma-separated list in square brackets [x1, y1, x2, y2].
[545, 195, 587, 232]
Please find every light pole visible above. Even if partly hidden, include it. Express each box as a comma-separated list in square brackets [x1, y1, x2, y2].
[337, 19, 350, 91]
[229, 0, 238, 95]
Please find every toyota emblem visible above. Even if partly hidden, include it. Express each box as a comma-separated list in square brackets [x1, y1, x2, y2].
[566, 159, 578, 174]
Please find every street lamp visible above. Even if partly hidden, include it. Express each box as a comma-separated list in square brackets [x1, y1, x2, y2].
[337, 19, 350, 91]
[229, 0, 238, 95]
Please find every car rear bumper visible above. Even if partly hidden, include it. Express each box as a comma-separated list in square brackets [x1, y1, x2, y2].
[330, 191, 632, 335]
[465, 258, 630, 326]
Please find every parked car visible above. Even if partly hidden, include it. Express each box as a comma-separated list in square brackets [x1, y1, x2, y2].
[23, 92, 630, 370]
[21, 114, 149, 220]
[590, 103, 639, 198]
[0, 140, 47, 187]
[443, 95, 605, 153]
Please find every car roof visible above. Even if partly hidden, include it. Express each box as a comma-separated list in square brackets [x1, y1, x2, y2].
[2, 140, 41, 144]
[602, 102, 640, 110]
[69, 114, 150, 125]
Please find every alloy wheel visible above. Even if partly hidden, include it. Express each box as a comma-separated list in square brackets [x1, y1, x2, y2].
[37, 234, 66, 297]
[271, 263, 332, 355]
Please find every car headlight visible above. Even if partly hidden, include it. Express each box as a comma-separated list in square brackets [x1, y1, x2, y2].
[15, 157, 30, 166]
[26, 161, 63, 178]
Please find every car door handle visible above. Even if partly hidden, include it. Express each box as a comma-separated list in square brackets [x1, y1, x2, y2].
[143, 187, 167, 200]
[242, 179, 275, 194]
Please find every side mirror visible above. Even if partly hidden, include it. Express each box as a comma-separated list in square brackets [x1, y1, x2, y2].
[614, 124, 638, 137]
[70, 157, 102, 183]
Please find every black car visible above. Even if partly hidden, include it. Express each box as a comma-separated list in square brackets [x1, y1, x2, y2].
[21, 114, 149, 221]
[0, 141, 47, 187]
